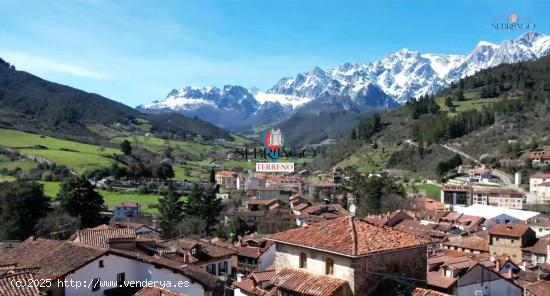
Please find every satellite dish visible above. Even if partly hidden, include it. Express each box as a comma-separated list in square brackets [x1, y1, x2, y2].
[349, 204, 356, 217]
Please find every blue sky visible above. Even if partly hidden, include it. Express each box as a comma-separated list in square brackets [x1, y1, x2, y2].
[0, 0, 548, 106]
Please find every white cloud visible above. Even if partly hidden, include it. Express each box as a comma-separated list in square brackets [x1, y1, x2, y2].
[0, 50, 110, 80]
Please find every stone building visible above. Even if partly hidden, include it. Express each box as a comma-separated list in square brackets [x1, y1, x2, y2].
[488, 224, 536, 264]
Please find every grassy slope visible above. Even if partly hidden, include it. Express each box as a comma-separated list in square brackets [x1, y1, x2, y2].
[406, 183, 441, 199]
[40, 181, 169, 215]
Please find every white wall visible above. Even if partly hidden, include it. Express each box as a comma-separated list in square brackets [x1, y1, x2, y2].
[456, 279, 521, 296]
[258, 243, 276, 272]
[64, 254, 205, 296]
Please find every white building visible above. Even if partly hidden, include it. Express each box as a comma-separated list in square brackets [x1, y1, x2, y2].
[529, 172, 550, 203]
[454, 264, 522, 296]
[454, 204, 540, 224]
[0, 237, 221, 296]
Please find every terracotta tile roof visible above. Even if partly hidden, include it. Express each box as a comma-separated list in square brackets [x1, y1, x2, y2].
[0, 238, 107, 280]
[393, 220, 440, 240]
[269, 216, 430, 257]
[247, 199, 278, 206]
[444, 235, 489, 252]
[308, 181, 336, 188]
[488, 224, 532, 237]
[160, 238, 236, 260]
[0, 273, 40, 296]
[250, 270, 276, 283]
[133, 287, 186, 296]
[524, 280, 550, 296]
[427, 271, 457, 289]
[216, 170, 239, 178]
[523, 235, 550, 255]
[120, 201, 139, 208]
[293, 203, 310, 211]
[531, 172, 550, 179]
[233, 278, 271, 296]
[72, 228, 136, 248]
[271, 268, 349, 296]
[412, 287, 451, 296]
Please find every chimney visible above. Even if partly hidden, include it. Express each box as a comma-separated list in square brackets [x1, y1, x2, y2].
[236, 273, 244, 282]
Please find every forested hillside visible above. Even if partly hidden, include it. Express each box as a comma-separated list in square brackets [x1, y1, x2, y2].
[310, 55, 550, 178]
[0, 58, 232, 143]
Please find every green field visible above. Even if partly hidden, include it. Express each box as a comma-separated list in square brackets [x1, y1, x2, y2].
[337, 144, 397, 174]
[0, 175, 16, 182]
[407, 183, 441, 199]
[40, 181, 166, 214]
[113, 135, 220, 158]
[0, 158, 38, 171]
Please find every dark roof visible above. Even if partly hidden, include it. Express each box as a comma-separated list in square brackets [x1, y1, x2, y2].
[523, 235, 550, 255]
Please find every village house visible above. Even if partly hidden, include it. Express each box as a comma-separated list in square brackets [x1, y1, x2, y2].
[157, 237, 237, 279]
[426, 250, 522, 294]
[524, 280, 550, 296]
[528, 151, 550, 166]
[453, 264, 522, 296]
[264, 216, 430, 295]
[0, 273, 40, 296]
[522, 234, 550, 266]
[442, 235, 489, 254]
[526, 216, 550, 238]
[114, 202, 141, 221]
[215, 170, 241, 190]
[308, 181, 337, 199]
[294, 203, 349, 226]
[529, 172, 550, 204]
[488, 224, 536, 264]
[245, 199, 281, 211]
[0, 237, 221, 296]
[234, 234, 276, 275]
[393, 219, 446, 242]
[469, 167, 496, 183]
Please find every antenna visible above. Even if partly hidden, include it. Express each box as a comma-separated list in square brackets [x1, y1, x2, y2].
[349, 203, 357, 218]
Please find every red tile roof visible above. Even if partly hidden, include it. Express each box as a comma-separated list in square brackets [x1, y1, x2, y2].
[269, 216, 429, 257]
[250, 270, 276, 283]
[444, 235, 489, 252]
[0, 273, 40, 296]
[531, 172, 550, 179]
[412, 287, 451, 296]
[133, 287, 186, 296]
[271, 268, 349, 296]
[72, 228, 136, 248]
[293, 203, 310, 211]
[488, 224, 532, 237]
[524, 280, 550, 296]
[427, 271, 457, 289]
[523, 235, 550, 255]
[233, 278, 272, 296]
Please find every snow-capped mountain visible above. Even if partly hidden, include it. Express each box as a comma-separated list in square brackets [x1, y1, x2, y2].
[270, 32, 549, 104]
[138, 32, 549, 130]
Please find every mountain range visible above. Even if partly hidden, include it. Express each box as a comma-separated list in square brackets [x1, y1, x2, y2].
[138, 32, 550, 132]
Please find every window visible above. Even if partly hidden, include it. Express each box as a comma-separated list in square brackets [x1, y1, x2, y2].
[91, 278, 100, 291]
[325, 258, 334, 275]
[511, 239, 515, 244]
[299, 253, 307, 268]
[116, 273, 125, 286]
[99, 260, 104, 268]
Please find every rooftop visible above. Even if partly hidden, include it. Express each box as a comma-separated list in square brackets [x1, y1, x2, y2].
[71, 228, 136, 248]
[269, 216, 429, 257]
[488, 224, 532, 237]
[523, 235, 550, 255]
[454, 204, 540, 221]
[133, 287, 186, 296]
[0, 273, 40, 296]
[271, 267, 349, 296]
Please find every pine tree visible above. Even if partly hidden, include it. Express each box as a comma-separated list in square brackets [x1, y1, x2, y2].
[0, 180, 51, 240]
[157, 188, 185, 239]
[120, 139, 132, 155]
[57, 175, 105, 228]
[209, 168, 216, 184]
[350, 128, 357, 140]
[184, 184, 222, 235]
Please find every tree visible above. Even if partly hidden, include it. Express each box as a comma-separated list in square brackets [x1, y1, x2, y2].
[185, 184, 223, 235]
[350, 175, 405, 216]
[227, 217, 249, 241]
[456, 88, 465, 101]
[0, 180, 51, 240]
[120, 139, 132, 155]
[153, 163, 175, 180]
[57, 175, 105, 228]
[350, 128, 357, 140]
[35, 209, 80, 240]
[157, 188, 185, 239]
[445, 97, 453, 108]
[209, 168, 216, 184]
